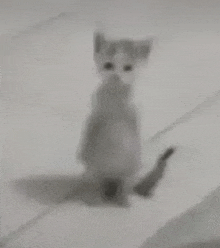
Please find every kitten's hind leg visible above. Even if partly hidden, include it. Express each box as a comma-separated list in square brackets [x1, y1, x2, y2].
[77, 113, 105, 164]
[133, 147, 176, 197]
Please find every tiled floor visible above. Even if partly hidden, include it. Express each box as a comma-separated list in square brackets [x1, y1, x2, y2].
[141, 185, 220, 248]
[1, 0, 220, 247]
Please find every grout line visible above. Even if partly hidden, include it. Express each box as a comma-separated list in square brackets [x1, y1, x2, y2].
[146, 89, 220, 144]
[0, 193, 71, 247]
[1, 88, 220, 247]
[0, 207, 57, 247]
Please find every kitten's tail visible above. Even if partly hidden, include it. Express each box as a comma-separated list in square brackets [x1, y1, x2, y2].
[133, 147, 176, 197]
[158, 147, 175, 164]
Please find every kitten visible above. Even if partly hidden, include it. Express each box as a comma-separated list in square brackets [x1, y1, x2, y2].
[93, 31, 153, 85]
[78, 75, 140, 205]
[133, 147, 176, 197]
[77, 32, 153, 205]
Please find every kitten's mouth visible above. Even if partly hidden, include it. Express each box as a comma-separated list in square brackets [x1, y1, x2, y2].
[108, 74, 121, 82]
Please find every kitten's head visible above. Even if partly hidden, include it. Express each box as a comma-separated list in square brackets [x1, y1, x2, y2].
[94, 32, 153, 85]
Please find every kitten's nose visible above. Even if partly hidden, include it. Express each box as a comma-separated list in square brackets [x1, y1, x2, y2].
[112, 74, 120, 80]
[109, 74, 121, 83]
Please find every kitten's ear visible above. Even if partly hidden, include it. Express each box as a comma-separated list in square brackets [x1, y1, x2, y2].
[94, 32, 106, 54]
[134, 38, 154, 61]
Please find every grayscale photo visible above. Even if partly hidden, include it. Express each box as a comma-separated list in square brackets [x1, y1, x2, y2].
[1, 0, 220, 247]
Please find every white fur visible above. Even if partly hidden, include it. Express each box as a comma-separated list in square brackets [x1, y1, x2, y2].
[77, 32, 153, 203]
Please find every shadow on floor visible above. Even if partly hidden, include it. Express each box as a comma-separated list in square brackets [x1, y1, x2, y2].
[12, 174, 129, 208]
[171, 239, 220, 248]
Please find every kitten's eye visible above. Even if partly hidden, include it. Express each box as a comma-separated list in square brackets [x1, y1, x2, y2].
[104, 62, 114, 70]
[123, 65, 133, 72]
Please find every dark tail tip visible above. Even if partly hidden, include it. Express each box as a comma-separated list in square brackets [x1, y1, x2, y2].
[159, 147, 176, 161]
